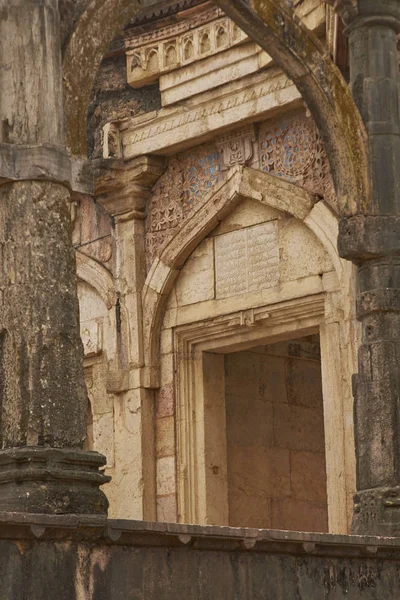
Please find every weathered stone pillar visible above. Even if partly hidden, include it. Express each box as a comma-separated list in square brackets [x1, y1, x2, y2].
[0, 0, 109, 514]
[95, 155, 165, 519]
[337, 0, 400, 535]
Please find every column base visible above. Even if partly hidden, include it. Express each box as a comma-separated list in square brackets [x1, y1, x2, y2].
[352, 487, 400, 536]
[0, 447, 110, 515]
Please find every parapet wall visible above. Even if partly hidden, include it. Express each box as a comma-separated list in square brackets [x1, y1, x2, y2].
[1, 514, 400, 599]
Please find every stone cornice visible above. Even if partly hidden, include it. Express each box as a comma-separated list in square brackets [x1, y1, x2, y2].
[327, 0, 400, 31]
[113, 70, 300, 160]
[1, 511, 400, 556]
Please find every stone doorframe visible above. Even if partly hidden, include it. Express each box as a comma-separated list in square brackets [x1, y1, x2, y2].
[174, 293, 348, 534]
[142, 165, 357, 532]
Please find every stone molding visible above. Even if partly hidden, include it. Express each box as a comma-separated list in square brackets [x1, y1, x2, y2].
[125, 6, 224, 51]
[0, 510, 399, 554]
[0, 143, 94, 194]
[125, 7, 248, 87]
[109, 70, 301, 160]
[0, 144, 71, 187]
[0, 447, 110, 515]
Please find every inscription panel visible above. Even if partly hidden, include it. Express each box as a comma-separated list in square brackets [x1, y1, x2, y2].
[215, 222, 279, 299]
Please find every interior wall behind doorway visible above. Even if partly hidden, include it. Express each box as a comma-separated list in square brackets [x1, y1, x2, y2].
[224, 334, 328, 532]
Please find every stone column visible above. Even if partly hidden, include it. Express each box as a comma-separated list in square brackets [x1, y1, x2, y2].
[0, 0, 109, 514]
[95, 155, 165, 519]
[337, 0, 400, 535]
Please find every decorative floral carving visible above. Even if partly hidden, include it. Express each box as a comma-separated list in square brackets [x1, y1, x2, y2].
[145, 144, 223, 269]
[216, 125, 256, 170]
[148, 157, 184, 233]
[259, 116, 335, 206]
[180, 144, 223, 212]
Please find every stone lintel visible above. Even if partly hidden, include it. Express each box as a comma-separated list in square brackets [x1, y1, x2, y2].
[94, 155, 166, 217]
[0, 144, 94, 195]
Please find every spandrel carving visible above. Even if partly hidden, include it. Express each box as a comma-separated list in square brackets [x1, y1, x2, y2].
[259, 116, 335, 207]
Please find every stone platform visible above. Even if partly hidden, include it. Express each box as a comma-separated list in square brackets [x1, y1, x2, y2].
[1, 513, 400, 599]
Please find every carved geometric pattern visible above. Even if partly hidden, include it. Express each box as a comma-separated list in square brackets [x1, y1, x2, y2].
[259, 116, 335, 207]
[148, 157, 184, 233]
[145, 144, 223, 269]
[179, 144, 223, 212]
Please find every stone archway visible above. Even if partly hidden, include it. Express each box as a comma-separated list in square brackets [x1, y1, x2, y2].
[62, 0, 369, 216]
[144, 165, 357, 532]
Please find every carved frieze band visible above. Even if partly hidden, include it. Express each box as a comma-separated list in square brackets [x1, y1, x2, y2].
[117, 73, 297, 160]
[125, 7, 247, 87]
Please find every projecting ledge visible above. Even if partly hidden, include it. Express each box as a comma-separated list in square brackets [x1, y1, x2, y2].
[0, 512, 398, 556]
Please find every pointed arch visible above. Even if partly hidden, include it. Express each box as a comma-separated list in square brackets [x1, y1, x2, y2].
[142, 166, 346, 385]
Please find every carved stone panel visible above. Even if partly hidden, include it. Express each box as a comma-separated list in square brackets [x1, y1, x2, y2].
[258, 116, 335, 207]
[216, 125, 256, 170]
[145, 144, 223, 269]
[214, 222, 279, 299]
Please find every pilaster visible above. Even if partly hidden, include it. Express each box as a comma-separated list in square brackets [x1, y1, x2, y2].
[95, 155, 165, 519]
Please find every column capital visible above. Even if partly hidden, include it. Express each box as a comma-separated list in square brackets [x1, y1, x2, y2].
[326, 0, 357, 26]
[94, 155, 166, 220]
[329, 0, 400, 32]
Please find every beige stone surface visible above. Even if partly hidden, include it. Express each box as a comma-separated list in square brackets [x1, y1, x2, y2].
[157, 456, 176, 497]
[156, 384, 175, 419]
[160, 328, 174, 355]
[92, 411, 115, 468]
[272, 498, 328, 533]
[291, 450, 328, 503]
[175, 238, 215, 306]
[156, 416, 175, 459]
[211, 198, 281, 236]
[161, 43, 272, 106]
[273, 403, 326, 454]
[229, 492, 272, 529]
[285, 357, 323, 408]
[279, 217, 334, 283]
[228, 445, 291, 500]
[157, 494, 178, 523]
[160, 352, 174, 387]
